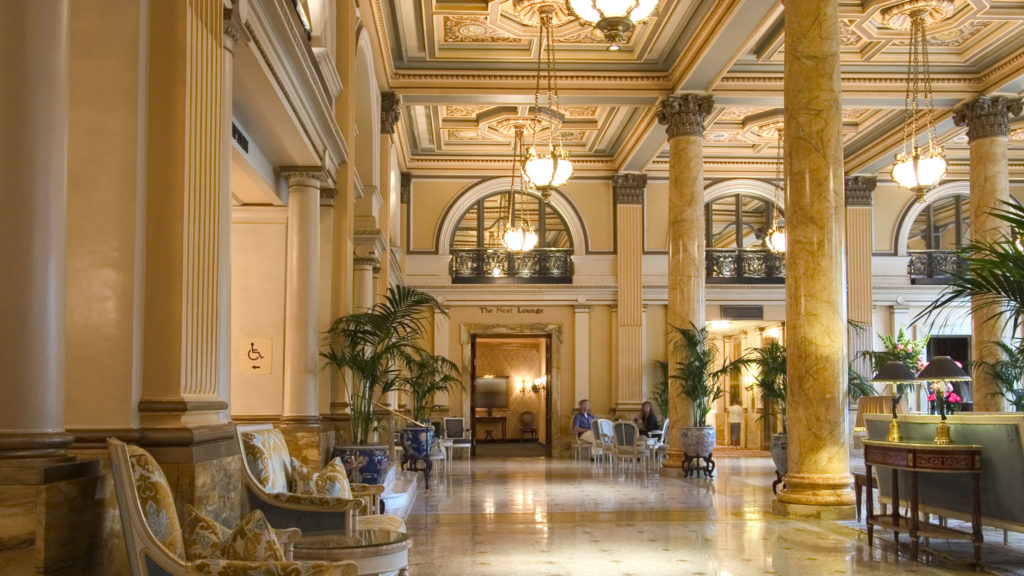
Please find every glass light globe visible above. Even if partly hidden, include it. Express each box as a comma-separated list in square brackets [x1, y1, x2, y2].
[765, 227, 786, 254]
[523, 229, 539, 251]
[523, 147, 573, 189]
[503, 227, 526, 252]
[891, 145, 947, 197]
[568, 0, 601, 22]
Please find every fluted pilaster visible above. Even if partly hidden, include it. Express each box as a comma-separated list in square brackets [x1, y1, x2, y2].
[613, 174, 646, 411]
[845, 176, 876, 381]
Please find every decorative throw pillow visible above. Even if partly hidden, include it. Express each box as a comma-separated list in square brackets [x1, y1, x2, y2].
[290, 457, 352, 499]
[183, 505, 232, 561]
[182, 506, 285, 563]
[221, 509, 286, 562]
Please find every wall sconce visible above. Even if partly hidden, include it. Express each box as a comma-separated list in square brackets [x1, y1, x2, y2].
[531, 376, 547, 394]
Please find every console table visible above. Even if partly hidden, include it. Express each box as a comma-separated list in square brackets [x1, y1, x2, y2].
[474, 416, 507, 442]
[863, 439, 983, 564]
[293, 528, 411, 575]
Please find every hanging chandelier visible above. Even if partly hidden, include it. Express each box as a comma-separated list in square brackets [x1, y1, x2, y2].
[501, 124, 539, 252]
[764, 124, 786, 254]
[566, 0, 658, 50]
[521, 4, 573, 201]
[885, 2, 950, 202]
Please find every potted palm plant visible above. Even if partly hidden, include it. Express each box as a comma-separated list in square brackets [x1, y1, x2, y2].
[321, 285, 442, 483]
[741, 341, 788, 479]
[400, 351, 463, 425]
[669, 323, 742, 471]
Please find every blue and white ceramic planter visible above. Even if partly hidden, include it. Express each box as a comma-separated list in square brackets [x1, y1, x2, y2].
[331, 444, 391, 485]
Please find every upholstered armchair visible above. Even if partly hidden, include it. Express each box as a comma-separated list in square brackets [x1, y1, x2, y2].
[236, 425, 404, 537]
[107, 438, 357, 576]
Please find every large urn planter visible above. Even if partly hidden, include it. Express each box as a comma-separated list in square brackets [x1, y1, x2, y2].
[769, 433, 788, 494]
[680, 426, 716, 478]
[330, 444, 391, 485]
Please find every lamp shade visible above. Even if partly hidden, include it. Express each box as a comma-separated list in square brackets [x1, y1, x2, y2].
[917, 356, 970, 381]
[871, 360, 918, 383]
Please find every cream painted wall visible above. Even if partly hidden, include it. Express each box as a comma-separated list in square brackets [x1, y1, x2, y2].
[645, 180, 669, 252]
[560, 179, 613, 252]
[410, 179, 469, 251]
[231, 209, 288, 416]
[64, 0, 146, 429]
[587, 305, 613, 417]
[872, 181, 918, 253]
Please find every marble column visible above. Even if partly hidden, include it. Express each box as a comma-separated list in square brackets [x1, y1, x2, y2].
[777, 0, 854, 515]
[845, 176, 876, 383]
[953, 96, 1024, 412]
[0, 0, 72, 462]
[656, 93, 713, 468]
[613, 174, 647, 413]
[574, 303, 591, 404]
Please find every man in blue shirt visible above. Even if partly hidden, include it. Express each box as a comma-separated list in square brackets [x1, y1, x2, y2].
[572, 399, 595, 443]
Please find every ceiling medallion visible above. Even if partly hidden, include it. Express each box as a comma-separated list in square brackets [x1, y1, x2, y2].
[512, 0, 575, 27]
[492, 116, 543, 138]
[880, 0, 954, 30]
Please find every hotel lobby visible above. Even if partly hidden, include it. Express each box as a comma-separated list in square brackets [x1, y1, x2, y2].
[2, 0, 1024, 574]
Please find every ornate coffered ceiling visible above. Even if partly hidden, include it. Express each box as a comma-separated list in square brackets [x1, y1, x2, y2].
[363, 0, 1024, 178]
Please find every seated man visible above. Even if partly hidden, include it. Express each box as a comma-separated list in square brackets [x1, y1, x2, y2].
[572, 398, 596, 443]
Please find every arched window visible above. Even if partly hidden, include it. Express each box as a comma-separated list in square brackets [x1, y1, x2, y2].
[908, 193, 969, 283]
[705, 193, 785, 283]
[450, 191, 573, 283]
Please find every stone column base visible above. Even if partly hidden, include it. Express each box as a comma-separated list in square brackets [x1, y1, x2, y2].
[662, 448, 684, 469]
[772, 500, 856, 520]
[0, 458, 104, 576]
[279, 418, 333, 468]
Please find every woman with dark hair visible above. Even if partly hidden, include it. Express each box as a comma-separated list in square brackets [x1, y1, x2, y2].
[635, 401, 660, 437]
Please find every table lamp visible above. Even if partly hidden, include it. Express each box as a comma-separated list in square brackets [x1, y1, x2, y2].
[870, 360, 918, 442]
[917, 356, 970, 445]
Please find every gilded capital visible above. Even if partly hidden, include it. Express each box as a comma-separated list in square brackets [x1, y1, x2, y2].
[656, 94, 714, 139]
[844, 176, 876, 207]
[612, 173, 647, 205]
[400, 172, 412, 204]
[952, 96, 1023, 141]
[381, 92, 402, 135]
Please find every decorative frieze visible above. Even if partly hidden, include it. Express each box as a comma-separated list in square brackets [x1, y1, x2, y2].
[844, 175, 876, 207]
[952, 96, 1023, 141]
[656, 94, 714, 139]
[281, 166, 329, 187]
[381, 91, 402, 135]
[612, 173, 647, 205]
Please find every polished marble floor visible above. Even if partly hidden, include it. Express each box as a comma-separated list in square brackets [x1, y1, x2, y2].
[404, 455, 1003, 575]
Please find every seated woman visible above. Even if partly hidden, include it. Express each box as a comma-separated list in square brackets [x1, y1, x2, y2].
[635, 401, 660, 437]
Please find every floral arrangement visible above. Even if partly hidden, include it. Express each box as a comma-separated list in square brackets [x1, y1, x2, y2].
[863, 326, 929, 394]
[928, 382, 963, 418]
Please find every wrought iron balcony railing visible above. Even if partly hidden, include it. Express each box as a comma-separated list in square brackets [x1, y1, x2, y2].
[908, 250, 965, 284]
[706, 249, 785, 284]
[450, 248, 573, 284]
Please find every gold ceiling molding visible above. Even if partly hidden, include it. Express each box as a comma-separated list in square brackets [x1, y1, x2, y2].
[879, 0, 955, 30]
[667, 0, 743, 91]
[510, 0, 576, 27]
[388, 70, 672, 88]
[442, 16, 524, 44]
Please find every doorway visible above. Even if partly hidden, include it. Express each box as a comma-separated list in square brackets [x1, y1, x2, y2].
[470, 334, 552, 458]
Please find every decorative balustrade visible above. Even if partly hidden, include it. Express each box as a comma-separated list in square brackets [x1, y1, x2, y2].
[450, 248, 573, 284]
[908, 250, 965, 283]
[706, 249, 785, 284]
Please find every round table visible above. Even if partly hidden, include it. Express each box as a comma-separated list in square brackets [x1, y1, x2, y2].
[293, 528, 412, 576]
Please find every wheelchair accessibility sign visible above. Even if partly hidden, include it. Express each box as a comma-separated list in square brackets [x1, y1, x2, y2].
[241, 338, 272, 374]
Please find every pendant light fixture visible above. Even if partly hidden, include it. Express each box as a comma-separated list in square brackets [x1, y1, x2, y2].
[764, 124, 787, 254]
[521, 4, 573, 201]
[566, 0, 659, 50]
[885, 1, 951, 201]
[501, 124, 539, 252]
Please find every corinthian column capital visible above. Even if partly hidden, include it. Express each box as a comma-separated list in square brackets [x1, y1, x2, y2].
[656, 94, 714, 139]
[381, 92, 402, 135]
[612, 173, 647, 205]
[952, 96, 1023, 141]
[844, 175, 876, 207]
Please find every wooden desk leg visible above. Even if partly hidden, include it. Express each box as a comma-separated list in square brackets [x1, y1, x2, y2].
[909, 471, 919, 562]
[972, 472, 983, 565]
[866, 464, 874, 548]
[891, 468, 901, 542]
[854, 474, 863, 522]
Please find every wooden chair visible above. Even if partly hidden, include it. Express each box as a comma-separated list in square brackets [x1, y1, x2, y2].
[519, 411, 538, 441]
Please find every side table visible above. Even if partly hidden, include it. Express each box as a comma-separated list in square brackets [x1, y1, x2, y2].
[293, 528, 411, 576]
[863, 439, 982, 564]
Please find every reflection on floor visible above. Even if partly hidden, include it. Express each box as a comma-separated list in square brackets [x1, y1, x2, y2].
[474, 442, 547, 459]
[406, 456, 1014, 575]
